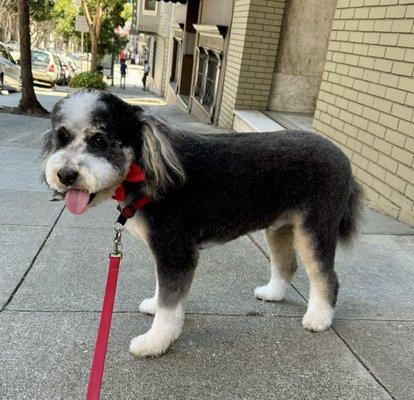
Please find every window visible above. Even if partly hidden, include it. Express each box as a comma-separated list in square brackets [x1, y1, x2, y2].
[194, 49, 207, 99]
[54, 55, 61, 68]
[193, 48, 221, 113]
[142, 0, 157, 15]
[146, 36, 156, 78]
[31, 51, 50, 64]
[170, 39, 182, 86]
[204, 53, 219, 108]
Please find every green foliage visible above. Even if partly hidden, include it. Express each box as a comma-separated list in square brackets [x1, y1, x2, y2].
[69, 71, 107, 89]
[28, 0, 55, 21]
[98, 24, 128, 60]
[52, 0, 128, 62]
[121, 2, 132, 22]
[53, 0, 79, 41]
[97, 0, 129, 59]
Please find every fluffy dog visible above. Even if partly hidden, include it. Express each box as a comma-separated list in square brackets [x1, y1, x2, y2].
[42, 90, 362, 357]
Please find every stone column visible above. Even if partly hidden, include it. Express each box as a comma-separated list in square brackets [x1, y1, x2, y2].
[218, 0, 286, 127]
[268, 0, 337, 113]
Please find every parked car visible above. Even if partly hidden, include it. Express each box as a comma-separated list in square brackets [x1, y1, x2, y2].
[31, 49, 62, 87]
[70, 52, 91, 72]
[0, 42, 21, 92]
[52, 53, 66, 85]
[56, 54, 77, 84]
[70, 52, 92, 62]
[5, 41, 20, 63]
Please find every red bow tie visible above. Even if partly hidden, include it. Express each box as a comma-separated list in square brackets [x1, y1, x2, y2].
[112, 163, 146, 201]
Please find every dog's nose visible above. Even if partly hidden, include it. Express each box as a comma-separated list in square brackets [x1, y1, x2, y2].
[57, 168, 78, 186]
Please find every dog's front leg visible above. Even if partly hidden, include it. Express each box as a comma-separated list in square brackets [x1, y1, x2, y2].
[139, 278, 158, 315]
[130, 240, 198, 357]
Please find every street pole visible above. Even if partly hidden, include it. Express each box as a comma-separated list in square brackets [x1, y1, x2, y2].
[81, 31, 84, 73]
[111, 52, 114, 87]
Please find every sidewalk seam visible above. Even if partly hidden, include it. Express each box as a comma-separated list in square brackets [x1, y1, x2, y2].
[0, 206, 65, 312]
[246, 233, 397, 400]
[3, 309, 414, 323]
[330, 327, 396, 400]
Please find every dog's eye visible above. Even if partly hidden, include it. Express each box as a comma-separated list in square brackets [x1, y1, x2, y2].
[90, 133, 107, 150]
[57, 128, 71, 146]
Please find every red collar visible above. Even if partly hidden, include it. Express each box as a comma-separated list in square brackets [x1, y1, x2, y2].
[112, 163, 146, 201]
[113, 163, 150, 224]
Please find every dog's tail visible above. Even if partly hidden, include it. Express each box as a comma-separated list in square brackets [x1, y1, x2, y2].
[338, 176, 363, 244]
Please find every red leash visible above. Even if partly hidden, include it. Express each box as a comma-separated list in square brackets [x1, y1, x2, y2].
[86, 228, 123, 400]
[86, 163, 149, 399]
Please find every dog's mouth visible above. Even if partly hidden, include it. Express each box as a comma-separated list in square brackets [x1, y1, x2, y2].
[65, 189, 96, 215]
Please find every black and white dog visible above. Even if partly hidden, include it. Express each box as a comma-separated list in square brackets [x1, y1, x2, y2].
[42, 90, 362, 357]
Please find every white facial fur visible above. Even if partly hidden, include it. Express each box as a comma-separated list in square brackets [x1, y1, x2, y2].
[59, 90, 102, 131]
[44, 91, 133, 201]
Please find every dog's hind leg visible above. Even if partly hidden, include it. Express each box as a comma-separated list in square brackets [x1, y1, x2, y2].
[293, 220, 339, 332]
[255, 225, 297, 301]
[130, 237, 198, 357]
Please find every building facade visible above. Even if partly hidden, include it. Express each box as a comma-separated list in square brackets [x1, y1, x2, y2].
[135, 0, 414, 226]
[135, 0, 174, 96]
[164, 0, 233, 125]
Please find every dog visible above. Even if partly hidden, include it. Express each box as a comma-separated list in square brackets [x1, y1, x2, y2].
[41, 89, 362, 357]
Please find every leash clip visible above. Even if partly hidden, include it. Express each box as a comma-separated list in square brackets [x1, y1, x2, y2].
[112, 223, 124, 257]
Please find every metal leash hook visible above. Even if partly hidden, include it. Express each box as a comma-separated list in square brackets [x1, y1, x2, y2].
[112, 223, 124, 257]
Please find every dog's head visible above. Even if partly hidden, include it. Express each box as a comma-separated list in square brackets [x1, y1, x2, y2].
[42, 90, 184, 214]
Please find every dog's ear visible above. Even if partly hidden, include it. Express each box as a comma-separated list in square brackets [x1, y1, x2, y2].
[141, 119, 185, 196]
[39, 129, 55, 181]
[41, 129, 55, 160]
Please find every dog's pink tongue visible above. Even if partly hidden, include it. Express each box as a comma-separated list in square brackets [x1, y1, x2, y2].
[65, 189, 90, 215]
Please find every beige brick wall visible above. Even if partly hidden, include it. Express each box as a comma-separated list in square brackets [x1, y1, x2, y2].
[314, 0, 414, 226]
[218, 0, 286, 127]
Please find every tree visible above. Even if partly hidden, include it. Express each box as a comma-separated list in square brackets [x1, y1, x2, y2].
[98, 1, 129, 59]
[17, 0, 48, 115]
[81, 0, 103, 71]
[81, 0, 128, 71]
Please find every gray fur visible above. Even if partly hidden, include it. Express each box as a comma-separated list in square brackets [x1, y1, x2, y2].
[42, 90, 364, 349]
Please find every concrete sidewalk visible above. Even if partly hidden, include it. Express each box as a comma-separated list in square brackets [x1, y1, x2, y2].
[0, 105, 413, 399]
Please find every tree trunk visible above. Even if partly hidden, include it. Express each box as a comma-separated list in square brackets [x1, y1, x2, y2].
[17, 0, 48, 115]
[90, 31, 98, 72]
[82, 0, 103, 72]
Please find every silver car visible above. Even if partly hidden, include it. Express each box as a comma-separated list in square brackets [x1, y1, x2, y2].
[0, 42, 21, 92]
[31, 49, 61, 87]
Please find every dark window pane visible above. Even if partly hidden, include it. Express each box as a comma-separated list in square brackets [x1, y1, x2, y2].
[203, 52, 219, 108]
[144, 0, 156, 11]
[194, 49, 208, 99]
[31, 51, 49, 64]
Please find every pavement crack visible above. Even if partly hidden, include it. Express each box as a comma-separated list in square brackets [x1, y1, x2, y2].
[247, 234, 398, 399]
[330, 326, 397, 400]
[3, 309, 414, 323]
[1, 205, 65, 312]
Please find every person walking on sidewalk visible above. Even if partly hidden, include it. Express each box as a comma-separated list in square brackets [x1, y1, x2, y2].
[120, 60, 127, 89]
[142, 60, 150, 91]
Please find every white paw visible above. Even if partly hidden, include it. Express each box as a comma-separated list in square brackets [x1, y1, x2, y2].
[255, 281, 287, 302]
[139, 297, 157, 315]
[302, 307, 333, 332]
[129, 330, 172, 357]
